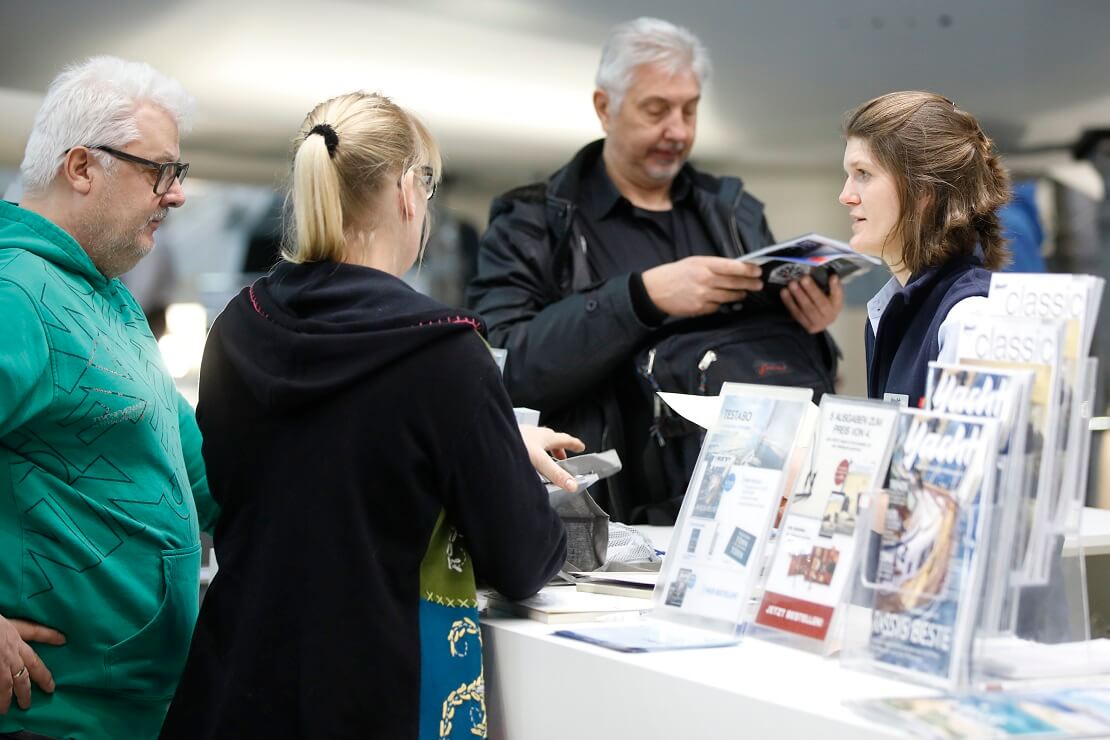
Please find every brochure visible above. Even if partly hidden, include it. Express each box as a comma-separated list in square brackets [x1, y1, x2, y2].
[543, 449, 622, 494]
[484, 586, 650, 624]
[755, 396, 899, 648]
[852, 685, 1110, 739]
[737, 233, 884, 290]
[864, 410, 1000, 689]
[553, 621, 740, 653]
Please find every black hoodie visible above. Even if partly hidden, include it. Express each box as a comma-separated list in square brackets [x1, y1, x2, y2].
[161, 260, 566, 739]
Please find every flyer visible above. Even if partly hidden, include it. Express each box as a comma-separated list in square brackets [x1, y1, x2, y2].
[755, 396, 899, 647]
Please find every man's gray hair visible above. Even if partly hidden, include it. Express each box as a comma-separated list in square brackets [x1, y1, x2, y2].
[595, 17, 711, 112]
[20, 56, 194, 196]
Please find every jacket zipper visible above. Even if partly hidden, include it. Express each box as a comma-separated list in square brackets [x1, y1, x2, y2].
[640, 349, 667, 447]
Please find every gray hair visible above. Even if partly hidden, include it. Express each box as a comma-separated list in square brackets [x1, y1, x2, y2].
[595, 17, 711, 112]
[20, 56, 194, 196]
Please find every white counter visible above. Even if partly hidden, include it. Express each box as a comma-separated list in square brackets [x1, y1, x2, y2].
[482, 616, 917, 740]
[480, 507, 1110, 739]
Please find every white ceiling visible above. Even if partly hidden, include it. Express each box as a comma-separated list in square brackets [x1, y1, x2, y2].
[2, 0, 1109, 183]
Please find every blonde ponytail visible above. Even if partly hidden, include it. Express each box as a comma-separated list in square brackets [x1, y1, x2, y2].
[285, 132, 345, 262]
[281, 92, 442, 265]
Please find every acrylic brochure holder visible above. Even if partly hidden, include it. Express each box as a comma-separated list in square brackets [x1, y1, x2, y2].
[840, 407, 1005, 692]
[553, 382, 814, 652]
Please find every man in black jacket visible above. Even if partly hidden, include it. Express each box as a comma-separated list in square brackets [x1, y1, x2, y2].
[468, 17, 843, 523]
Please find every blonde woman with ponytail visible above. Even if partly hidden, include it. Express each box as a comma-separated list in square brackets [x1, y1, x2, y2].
[160, 92, 575, 739]
[838, 91, 1011, 406]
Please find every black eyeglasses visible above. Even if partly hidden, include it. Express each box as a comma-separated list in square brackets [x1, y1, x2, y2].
[78, 145, 189, 195]
[398, 165, 437, 201]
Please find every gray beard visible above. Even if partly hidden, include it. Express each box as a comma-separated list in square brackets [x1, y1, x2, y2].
[80, 198, 164, 279]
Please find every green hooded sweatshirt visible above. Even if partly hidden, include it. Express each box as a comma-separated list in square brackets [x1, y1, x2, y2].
[0, 201, 217, 739]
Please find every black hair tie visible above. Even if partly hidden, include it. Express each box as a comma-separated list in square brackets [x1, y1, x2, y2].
[308, 123, 339, 157]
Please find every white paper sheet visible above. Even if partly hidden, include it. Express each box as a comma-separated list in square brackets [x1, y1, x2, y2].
[657, 392, 723, 430]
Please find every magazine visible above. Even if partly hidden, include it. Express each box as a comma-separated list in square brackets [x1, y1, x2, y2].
[864, 409, 1000, 689]
[987, 273, 1105, 531]
[923, 362, 1033, 635]
[737, 233, 884, 290]
[484, 587, 650, 624]
[755, 396, 899, 649]
[852, 684, 1110, 739]
[951, 316, 1065, 585]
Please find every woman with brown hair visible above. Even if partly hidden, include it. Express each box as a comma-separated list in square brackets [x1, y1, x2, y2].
[839, 91, 1011, 406]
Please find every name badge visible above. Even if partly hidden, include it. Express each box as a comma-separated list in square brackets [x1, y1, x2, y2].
[883, 392, 909, 407]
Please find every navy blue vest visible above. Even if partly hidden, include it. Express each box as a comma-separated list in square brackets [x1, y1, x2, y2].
[864, 255, 992, 406]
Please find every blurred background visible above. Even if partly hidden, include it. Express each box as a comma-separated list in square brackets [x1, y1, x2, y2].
[1, 0, 1108, 502]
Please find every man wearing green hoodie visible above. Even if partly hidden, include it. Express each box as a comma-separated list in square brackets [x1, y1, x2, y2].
[0, 57, 216, 740]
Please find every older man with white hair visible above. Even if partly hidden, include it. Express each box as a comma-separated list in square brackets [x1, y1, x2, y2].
[0, 57, 215, 740]
[469, 17, 844, 524]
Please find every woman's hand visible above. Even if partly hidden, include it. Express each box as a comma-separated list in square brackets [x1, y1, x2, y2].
[519, 425, 586, 493]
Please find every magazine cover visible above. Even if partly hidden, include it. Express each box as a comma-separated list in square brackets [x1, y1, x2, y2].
[737, 233, 884, 290]
[987, 273, 1105, 530]
[652, 383, 814, 632]
[952, 316, 1065, 585]
[924, 362, 1033, 635]
[755, 396, 899, 647]
[865, 410, 999, 689]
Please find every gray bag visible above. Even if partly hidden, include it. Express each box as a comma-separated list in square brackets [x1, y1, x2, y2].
[548, 486, 609, 571]
[544, 450, 622, 571]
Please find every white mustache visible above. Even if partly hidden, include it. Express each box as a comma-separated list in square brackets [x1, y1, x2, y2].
[147, 209, 168, 225]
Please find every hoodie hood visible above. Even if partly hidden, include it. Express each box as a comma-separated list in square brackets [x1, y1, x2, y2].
[212, 260, 486, 411]
[0, 201, 110, 289]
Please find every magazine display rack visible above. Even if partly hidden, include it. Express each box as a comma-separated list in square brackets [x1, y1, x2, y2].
[840, 272, 1105, 693]
[553, 383, 814, 652]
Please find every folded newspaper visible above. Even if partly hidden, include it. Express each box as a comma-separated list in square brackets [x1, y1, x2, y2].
[738, 233, 884, 290]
